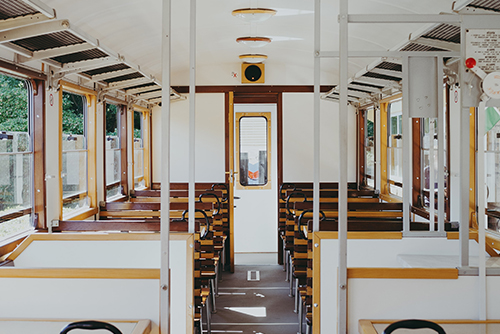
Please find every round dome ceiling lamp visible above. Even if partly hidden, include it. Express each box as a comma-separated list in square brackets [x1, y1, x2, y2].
[232, 8, 277, 23]
[239, 54, 268, 63]
[236, 37, 271, 48]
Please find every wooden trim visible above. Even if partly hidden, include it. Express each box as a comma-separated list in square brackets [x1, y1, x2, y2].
[358, 319, 379, 334]
[0, 59, 46, 80]
[132, 319, 152, 334]
[6, 233, 166, 260]
[61, 80, 97, 96]
[379, 93, 403, 104]
[120, 104, 129, 196]
[87, 94, 97, 209]
[485, 231, 500, 255]
[0, 319, 151, 334]
[347, 267, 459, 279]
[364, 319, 500, 325]
[358, 109, 365, 187]
[0, 236, 27, 260]
[172, 85, 335, 94]
[379, 193, 402, 203]
[185, 234, 194, 334]
[380, 102, 388, 196]
[228, 92, 235, 273]
[0, 268, 160, 279]
[314, 231, 403, 240]
[149, 110, 153, 189]
[58, 88, 63, 219]
[233, 93, 278, 104]
[64, 207, 99, 221]
[235, 112, 272, 190]
[143, 110, 151, 189]
[445, 85, 451, 221]
[312, 233, 321, 334]
[33, 79, 46, 229]
[446, 230, 478, 240]
[224, 92, 230, 183]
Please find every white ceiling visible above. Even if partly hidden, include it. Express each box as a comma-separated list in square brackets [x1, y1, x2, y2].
[41, 0, 459, 86]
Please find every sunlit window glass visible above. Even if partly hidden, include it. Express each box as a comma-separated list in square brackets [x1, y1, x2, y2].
[62, 91, 88, 216]
[239, 116, 268, 187]
[0, 74, 33, 240]
[134, 111, 145, 189]
[105, 103, 121, 198]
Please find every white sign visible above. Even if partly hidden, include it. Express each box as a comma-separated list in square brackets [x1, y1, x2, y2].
[466, 29, 500, 73]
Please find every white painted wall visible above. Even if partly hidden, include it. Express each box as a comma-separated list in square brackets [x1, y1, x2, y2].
[3, 236, 193, 334]
[152, 93, 225, 183]
[317, 236, 487, 333]
[282, 93, 357, 182]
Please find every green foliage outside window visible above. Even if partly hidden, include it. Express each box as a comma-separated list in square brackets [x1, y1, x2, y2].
[0, 75, 28, 132]
[62, 91, 85, 135]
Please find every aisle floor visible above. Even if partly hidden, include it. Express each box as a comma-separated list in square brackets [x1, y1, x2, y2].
[210, 263, 299, 334]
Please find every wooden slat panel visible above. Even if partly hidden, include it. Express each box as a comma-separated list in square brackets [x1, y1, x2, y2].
[347, 268, 458, 279]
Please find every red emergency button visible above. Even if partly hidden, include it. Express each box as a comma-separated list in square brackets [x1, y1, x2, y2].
[465, 57, 476, 69]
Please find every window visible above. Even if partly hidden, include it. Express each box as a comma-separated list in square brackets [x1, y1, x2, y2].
[421, 118, 438, 209]
[485, 107, 500, 232]
[133, 111, 145, 189]
[105, 103, 121, 198]
[61, 91, 88, 216]
[364, 107, 375, 188]
[387, 99, 403, 197]
[236, 113, 271, 189]
[0, 73, 33, 240]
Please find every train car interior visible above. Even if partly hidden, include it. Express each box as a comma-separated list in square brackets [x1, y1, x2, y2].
[1, 0, 500, 333]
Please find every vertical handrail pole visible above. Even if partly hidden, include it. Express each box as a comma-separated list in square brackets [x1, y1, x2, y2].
[338, 0, 348, 333]
[437, 56, 445, 233]
[160, 0, 171, 332]
[401, 56, 411, 234]
[313, 0, 320, 232]
[188, 0, 196, 233]
[459, 23, 470, 267]
[429, 119, 435, 231]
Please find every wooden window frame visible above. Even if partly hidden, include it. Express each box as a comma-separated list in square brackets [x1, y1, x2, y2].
[132, 106, 151, 190]
[59, 81, 97, 220]
[0, 72, 41, 238]
[104, 102, 126, 199]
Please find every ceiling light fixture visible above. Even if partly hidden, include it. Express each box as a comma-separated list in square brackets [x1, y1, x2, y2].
[232, 8, 277, 23]
[236, 37, 271, 48]
[239, 54, 268, 63]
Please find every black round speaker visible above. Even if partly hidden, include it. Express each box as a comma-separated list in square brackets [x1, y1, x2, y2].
[244, 65, 262, 82]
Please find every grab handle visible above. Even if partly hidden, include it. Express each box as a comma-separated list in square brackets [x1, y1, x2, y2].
[60, 321, 122, 334]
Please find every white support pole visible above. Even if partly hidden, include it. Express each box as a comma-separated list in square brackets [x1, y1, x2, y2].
[160, 0, 171, 332]
[459, 24, 469, 268]
[338, 1, 348, 333]
[437, 56, 445, 233]
[313, 0, 320, 233]
[477, 100, 487, 320]
[188, 0, 196, 233]
[401, 56, 411, 233]
[429, 119, 435, 231]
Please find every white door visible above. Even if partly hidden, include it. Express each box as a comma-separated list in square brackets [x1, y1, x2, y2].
[233, 103, 278, 255]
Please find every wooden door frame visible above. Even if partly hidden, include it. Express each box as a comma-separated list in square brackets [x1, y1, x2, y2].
[225, 92, 283, 271]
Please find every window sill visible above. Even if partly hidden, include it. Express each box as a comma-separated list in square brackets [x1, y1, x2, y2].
[106, 194, 128, 203]
[63, 207, 98, 221]
[380, 193, 402, 203]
